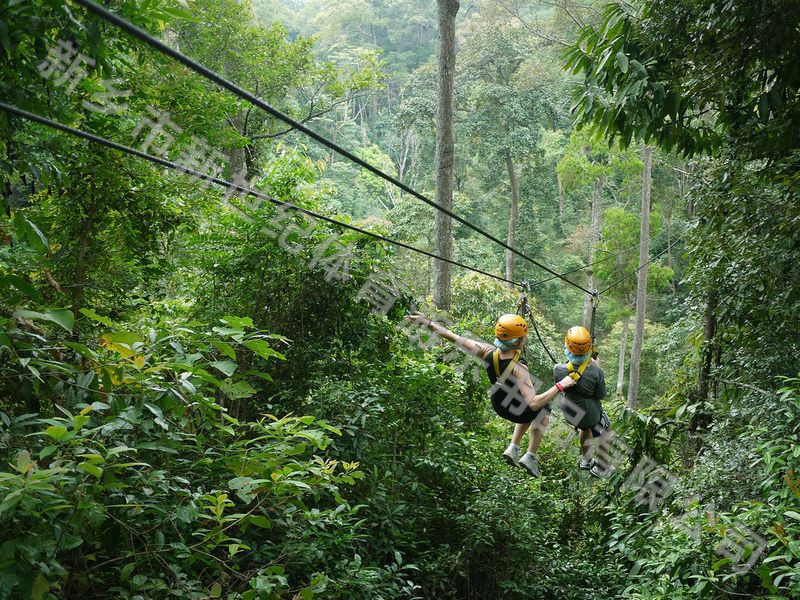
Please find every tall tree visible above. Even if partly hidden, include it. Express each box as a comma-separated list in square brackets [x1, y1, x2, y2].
[585, 174, 602, 324]
[459, 21, 552, 288]
[595, 206, 672, 399]
[433, 0, 459, 310]
[557, 129, 641, 325]
[627, 144, 653, 408]
[505, 150, 519, 288]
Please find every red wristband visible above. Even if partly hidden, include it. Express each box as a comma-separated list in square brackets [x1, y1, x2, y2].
[555, 382, 564, 393]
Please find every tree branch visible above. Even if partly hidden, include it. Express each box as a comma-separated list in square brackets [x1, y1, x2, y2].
[496, 0, 570, 47]
[250, 94, 369, 141]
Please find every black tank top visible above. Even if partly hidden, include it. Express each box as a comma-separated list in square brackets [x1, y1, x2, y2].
[486, 349, 539, 423]
[485, 349, 528, 387]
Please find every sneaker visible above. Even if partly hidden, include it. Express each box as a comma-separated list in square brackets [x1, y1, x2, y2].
[519, 452, 541, 478]
[590, 464, 613, 479]
[579, 457, 596, 470]
[502, 443, 520, 467]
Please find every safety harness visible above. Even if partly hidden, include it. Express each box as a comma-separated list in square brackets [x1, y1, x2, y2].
[566, 354, 592, 382]
[492, 348, 522, 384]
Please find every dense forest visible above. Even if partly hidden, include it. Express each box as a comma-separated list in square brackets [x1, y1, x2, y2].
[0, 0, 798, 598]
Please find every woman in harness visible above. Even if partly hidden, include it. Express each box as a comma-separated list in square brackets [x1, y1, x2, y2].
[404, 313, 577, 477]
[553, 326, 612, 478]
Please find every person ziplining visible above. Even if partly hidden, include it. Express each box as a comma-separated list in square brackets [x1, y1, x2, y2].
[555, 326, 613, 479]
[404, 314, 615, 479]
[404, 313, 577, 477]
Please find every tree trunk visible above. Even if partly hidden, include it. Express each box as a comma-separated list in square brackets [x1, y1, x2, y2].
[697, 286, 719, 401]
[370, 91, 379, 138]
[627, 145, 653, 409]
[557, 171, 564, 220]
[616, 314, 630, 398]
[222, 55, 246, 179]
[689, 284, 718, 454]
[433, 0, 459, 311]
[583, 175, 602, 327]
[227, 110, 246, 178]
[505, 149, 518, 289]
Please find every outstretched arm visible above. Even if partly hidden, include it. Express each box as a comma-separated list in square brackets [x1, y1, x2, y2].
[404, 313, 493, 358]
[516, 364, 577, 411]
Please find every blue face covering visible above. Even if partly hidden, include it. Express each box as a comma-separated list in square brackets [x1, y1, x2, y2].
[494, 337, 522, 351]
[564, 347, 589, 365]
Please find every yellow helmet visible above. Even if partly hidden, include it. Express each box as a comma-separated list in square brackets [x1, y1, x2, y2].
[495, 314, 528, 341]
[565, 326, 592, 355]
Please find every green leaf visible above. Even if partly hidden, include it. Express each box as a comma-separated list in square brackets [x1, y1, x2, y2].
[244, 339, 285, 362]
[317, 420, 342, 436]
[79, 307, 115, 327]
[784, 511, 800, 522]
[64, 342, 98, 360]
[209, 582, 222, 598]
[213, 326, 244, 339]
[219, 379, 256, 400]
[222, 315, 254, 329]
[13, 212, 49, 252]
[45, 425, 68, 441]
[106, 446, 135, 457]
[15, 308, 74, 333]
[210, 360, 237, 377]
[211, 340, 237, 359]
[101, 332, 142, 357]
[31, 573, 50, 600]
[144, 403, 169, 430]
[711, 557, 732, 570]
[80, 462, 103, 478]
[72, 415, 90, 431]
[40, 445, 58, 459]
[120, 563, 136, 582]
[247, 515, 271, 529]
[615, 51, 628, 73]
[159, 5, 201, 21]
[14, 450, 32, 473]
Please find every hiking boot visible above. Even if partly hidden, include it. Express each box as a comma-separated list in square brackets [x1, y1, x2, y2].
[590, 463, 613, 479]
[579, 457, 596, 470]
[502, 443, 520, 467]
[519, 452, 541, 478]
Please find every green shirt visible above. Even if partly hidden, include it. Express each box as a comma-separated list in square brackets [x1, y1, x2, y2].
[553, 362, 606, 429]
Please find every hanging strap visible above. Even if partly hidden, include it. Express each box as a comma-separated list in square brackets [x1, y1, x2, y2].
[567, 354, 592, 382]
[493, 349, 522, 384]
[589, 290, 599, 359]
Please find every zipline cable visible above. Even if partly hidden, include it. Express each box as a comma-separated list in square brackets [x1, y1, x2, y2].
[597, 235, 683, 295]
[0, 102, 521, 288]
[71, 0, 592, 295]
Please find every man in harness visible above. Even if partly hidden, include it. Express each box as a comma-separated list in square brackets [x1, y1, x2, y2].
[554, 326, 612, 478]
[404, 313, 577, 477]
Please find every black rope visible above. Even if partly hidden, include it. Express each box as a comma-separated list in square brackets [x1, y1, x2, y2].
[530, 315, 557, 365]
[71, 0, 592, 295]
[516, 282, 557, 364]
[0, 102, 521, 288]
